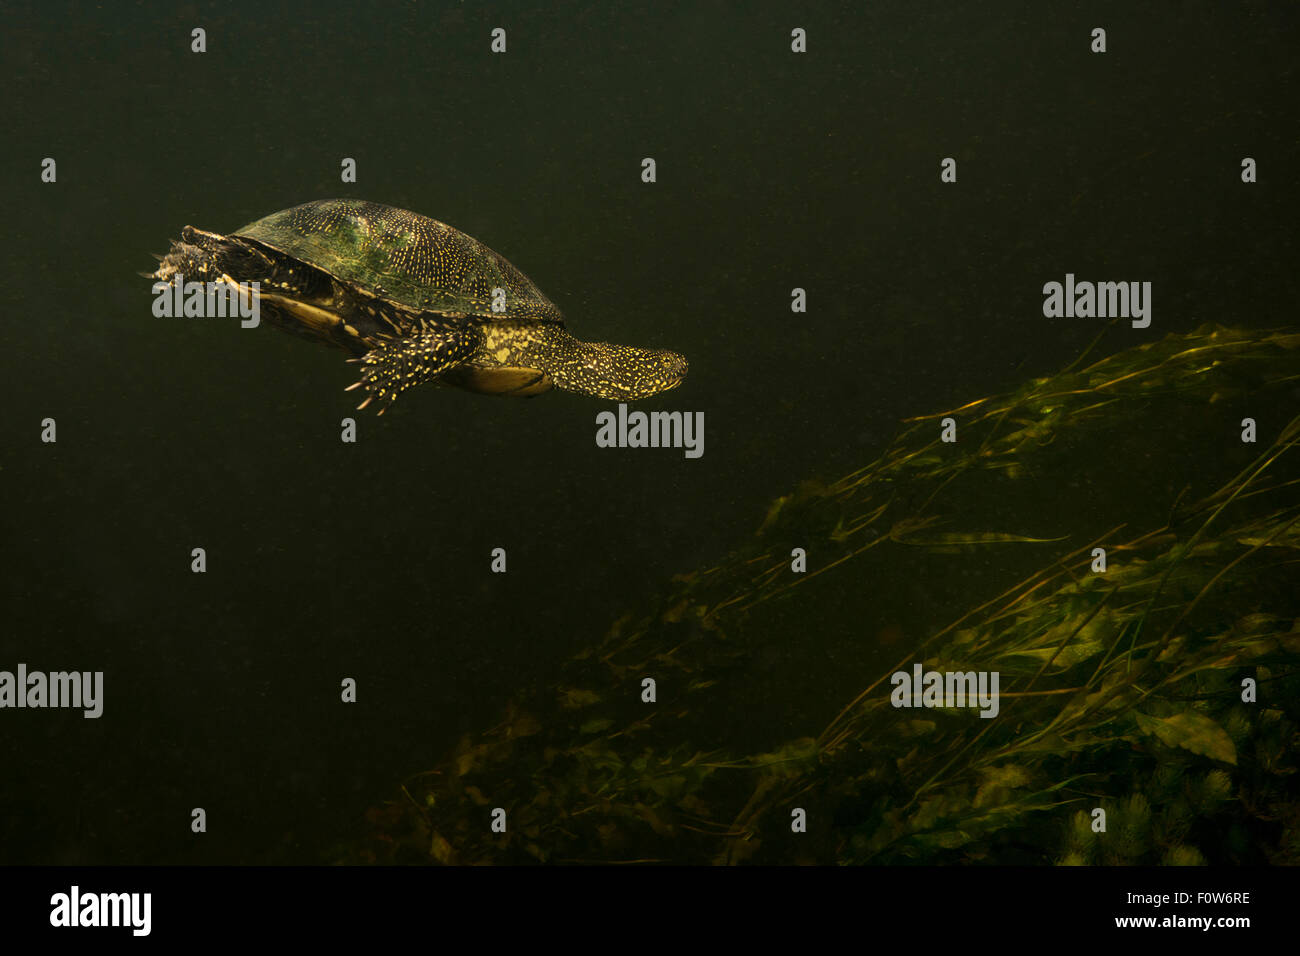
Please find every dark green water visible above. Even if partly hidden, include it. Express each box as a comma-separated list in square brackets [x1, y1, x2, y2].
[1, 1, 1296, 863]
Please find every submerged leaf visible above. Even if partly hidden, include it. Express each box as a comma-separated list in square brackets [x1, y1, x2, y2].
[897, 531, 1069, 547]
[1135, 712, 1237, 765]
[974, 764, 1033, 808]
[558, 687, 601, 710]
[1001, 640, 1104, 669]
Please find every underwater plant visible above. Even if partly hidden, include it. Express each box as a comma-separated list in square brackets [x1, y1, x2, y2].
[349, 325, 1300, 865]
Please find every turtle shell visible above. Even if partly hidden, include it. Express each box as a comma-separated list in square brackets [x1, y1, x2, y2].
[234, 199, 564, 325]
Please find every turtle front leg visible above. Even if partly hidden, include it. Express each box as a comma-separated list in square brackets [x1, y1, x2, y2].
[347, 326, 482, 412]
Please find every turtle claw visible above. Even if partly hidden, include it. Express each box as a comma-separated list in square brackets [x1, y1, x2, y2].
[346, 326, 473, 415]
[348, 380, 394, 415]
[357, 390, 399, 415]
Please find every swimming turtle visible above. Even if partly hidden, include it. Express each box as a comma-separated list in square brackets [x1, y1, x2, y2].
[148, 199, 688, 410]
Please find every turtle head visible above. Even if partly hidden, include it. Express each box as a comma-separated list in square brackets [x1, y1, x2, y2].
[149, 226, 271, 284]
[562, 341, 689, 401]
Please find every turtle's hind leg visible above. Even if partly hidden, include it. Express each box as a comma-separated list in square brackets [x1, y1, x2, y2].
[348, 325, 483, 413]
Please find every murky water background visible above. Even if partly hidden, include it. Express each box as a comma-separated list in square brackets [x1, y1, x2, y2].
[1, 2, 1296, 862]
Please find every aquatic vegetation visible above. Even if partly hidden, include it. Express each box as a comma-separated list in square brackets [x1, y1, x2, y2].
[350, 325, 1300, 864]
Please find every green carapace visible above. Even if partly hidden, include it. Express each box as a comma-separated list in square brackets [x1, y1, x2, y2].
[150, 199, 688, 411]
